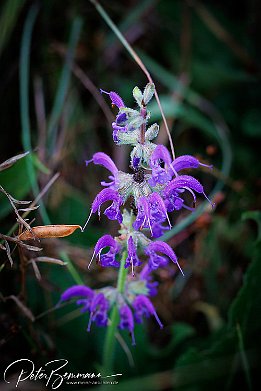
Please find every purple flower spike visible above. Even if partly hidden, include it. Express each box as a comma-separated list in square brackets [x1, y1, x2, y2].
[100, 89, 125, 108]
[87, 293, 109, 331]
[145, 241, 184, 275]
[172, 155, 213, 173]
[89, 234, 120, 269]
[118, 305, 136, 345]
[149, 145, 173, 186]
[125, 236, 142, 275]
[132, 295, 163, 329]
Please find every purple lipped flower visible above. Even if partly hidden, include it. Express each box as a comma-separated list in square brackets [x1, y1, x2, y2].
[172, 155, 213, 173]
[118, 304, 136, 345]
[88, 234, 121, 269]
[85, 152, 118, 188]
[150, 222, 169, 238]
[133, 193, 171, 238]
[149, 192, 171, 230]
[149, 145, 173, 186]
[133, 196, 152, 234]
[100, 89, 125, 108]
[163, 191, 184, 212]
[145, 240, 184, 275]
[87, 292, 109, 331]
[163, 174, 213, 209]
[60, 285, 94, 313]
[83, 188, 123, 230]
[132, 295, 163, 329]
[125, 236, 142, 276]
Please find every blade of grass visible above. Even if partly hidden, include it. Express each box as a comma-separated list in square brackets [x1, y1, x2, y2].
[59, 251, 84, 285]
[19, 4, 50, 224]
[236, 323, 253, 391]
[0, 0, 25, 55]
[47, 17, 83, 153]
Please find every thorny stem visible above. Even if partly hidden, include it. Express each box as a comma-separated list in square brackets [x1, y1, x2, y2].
[89, 0, 176, 160]
[102, 251, 128, 374]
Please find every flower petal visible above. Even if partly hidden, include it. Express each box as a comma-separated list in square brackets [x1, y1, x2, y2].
[86, 152, 118, 176]
[100, 89, 125, 108]
[61, 285, 94, 302]
[118, 305, 136, 345]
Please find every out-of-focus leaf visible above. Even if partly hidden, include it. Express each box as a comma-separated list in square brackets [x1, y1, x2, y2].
[242, 211, 261, 243]
[0, 0, 25, 55]
[18, 224, 82, 240]
[0, 157, 31, 218]
[0, 151, 29, 172]
[150, 98, 217, 140]
[242, 110, 261, 137]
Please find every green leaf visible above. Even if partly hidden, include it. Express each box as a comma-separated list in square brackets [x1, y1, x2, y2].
[0, 157, 31, 219]
[242, 211, 261, 243]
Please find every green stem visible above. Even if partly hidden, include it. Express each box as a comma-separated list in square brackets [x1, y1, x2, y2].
[102, 251, 128, 374]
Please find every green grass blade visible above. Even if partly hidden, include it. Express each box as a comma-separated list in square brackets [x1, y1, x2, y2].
[19, 4, 50, 224]
[0, 0, 25, 55]
[47, 17, 83, 153]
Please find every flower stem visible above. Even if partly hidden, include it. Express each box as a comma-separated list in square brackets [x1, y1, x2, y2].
[102, 251, 128, 374]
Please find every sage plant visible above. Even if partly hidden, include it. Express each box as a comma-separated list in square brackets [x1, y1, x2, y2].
[61, 83, 213, 349]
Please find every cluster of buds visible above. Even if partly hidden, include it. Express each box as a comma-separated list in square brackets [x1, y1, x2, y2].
[61, 83, 213, 344]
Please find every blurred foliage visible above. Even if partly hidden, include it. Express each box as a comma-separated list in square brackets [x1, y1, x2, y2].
[0, 0, 260, 390]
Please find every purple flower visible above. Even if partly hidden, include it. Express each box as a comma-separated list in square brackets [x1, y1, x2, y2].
[87, 293, 110, 331]
[125, 236, 142, 275]
[145, 240, 184, 275]
[133, 193, 171, 238]
[86, 152, 118, 187]
[133, 196, 152, 233]
[172, 155, 213, 173]
[149, 145, 173, 186]
[83, 188, 123, 230]
[100, 89, 125, 108]
[132, 295, 163, 329]
[163, 174, 212, 210]
[118, 304, 136, 345]
[60, 285, 94, 313]
[88, 234, 121, 269]
[149, 193, 171, 228]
